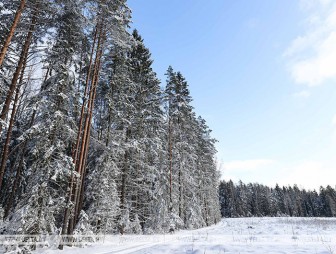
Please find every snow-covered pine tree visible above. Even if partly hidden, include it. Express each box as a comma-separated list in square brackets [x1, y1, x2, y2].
[5, 1, 84, 245]
[0, 1, 41, 193]
[0, 0, 56, 135]
[165, 67, 220, 229]
[84, 153, 120, 234]
[65, 0, 131, 237]
[74, 0, 132, 235]
[0, 0, 68, 216]
[194, 116, 221, 225]
[125, 30, 166, 233]
[0, 0, 26, 67]
[90, 41, 133, 235]
[165, 67, 190, 229]
[0, 0, 224, 243]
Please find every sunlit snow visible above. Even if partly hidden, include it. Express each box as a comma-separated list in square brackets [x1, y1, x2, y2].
[33, 217, 336, 254]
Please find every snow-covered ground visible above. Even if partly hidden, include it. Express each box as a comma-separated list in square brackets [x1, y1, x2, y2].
[30, 217, 336, 253]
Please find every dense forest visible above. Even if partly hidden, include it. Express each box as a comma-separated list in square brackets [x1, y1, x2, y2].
[219, 180, 336, 218]
[0, 0, 221, 246]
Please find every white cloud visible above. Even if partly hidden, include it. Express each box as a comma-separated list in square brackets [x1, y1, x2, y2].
[332, 114, 336, 141]
[285, 1, 336, 86]
[220, 157, 336, 190]
[277, 160, 336, 190]
[299, 0, 332, 11]
[223, 159, 274, 172]
[219, 159, 275, 183]
[332, 114, 336, 126]
[292, 90, 311, 98]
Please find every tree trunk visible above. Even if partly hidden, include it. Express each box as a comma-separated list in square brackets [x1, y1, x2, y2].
[4, 49, 49, 217]
[74, 34, 104, 224]
[59, 27, 99, 244]
[0, 0, 26, 67]
[59, 30, 99, 246]
[72, 25, 98, 164]
[106, 114, 111, 146]
[120, 149, 128, 235]
[4, 148, 23, 217]
[5, 87, 36, 217]
[75, 50, 103, 221]
[0, 10, 36, 188]
[58, 170, 74, 249]
[204, 198, 209, 226]
[168, 118, 173, 208]
[0, 6, 38, 134]
[178, 168, 182, 218]
[0, 50, 27, 191]
[66, 23, 104, 236]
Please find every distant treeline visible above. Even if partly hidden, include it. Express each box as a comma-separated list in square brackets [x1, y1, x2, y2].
[219, 180, 336, 218]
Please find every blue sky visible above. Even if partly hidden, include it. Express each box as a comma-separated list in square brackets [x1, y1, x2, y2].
[128, 0, 336, 190]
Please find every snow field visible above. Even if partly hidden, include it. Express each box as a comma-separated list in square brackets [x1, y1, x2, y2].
[30, 217, 336, 254]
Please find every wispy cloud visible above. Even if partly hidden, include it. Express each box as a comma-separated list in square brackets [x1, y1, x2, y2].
[219, 159, 275, 184]
[299, 0, 332, 10]
[285, 1, 336, 86]
[224, 159, 274, 172]
[292, 90, 311, 98]
[332, 114, 336, 141]
[278, 159, 336, 190]
[332, 114, 336, 126]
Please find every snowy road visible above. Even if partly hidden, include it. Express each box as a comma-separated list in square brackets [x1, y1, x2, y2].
[34, 217, 336, 254]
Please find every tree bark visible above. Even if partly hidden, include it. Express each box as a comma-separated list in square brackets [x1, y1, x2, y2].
[75, 47, 103, 221]
[0, 9, 37, 188]
[120, 148, 129, 235]
[4, 70, 36, 217]
[66, 22, 104, 236]
[0, 6, 38, 134]
[59, 27, 99, 245]
[72, 25, 98, 164]
[73, 30, 104, 224]
[0, 0, 26, 67]
[0, 50, 27, 191]
[168, 117, 173, 208]
[178, 168, 182, 218]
